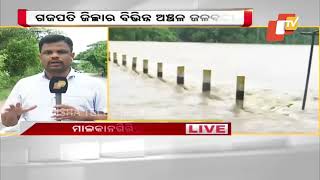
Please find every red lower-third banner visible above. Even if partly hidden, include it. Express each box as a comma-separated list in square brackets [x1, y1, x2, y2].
[21, 122, 231, 135]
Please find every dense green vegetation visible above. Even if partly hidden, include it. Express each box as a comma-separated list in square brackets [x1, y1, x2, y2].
[110, 27, 319, 44]
[110, 28, 178, 42]
[0, 88, 11, 101]
[0, 28, 43, 99]
[74, 41, 107, 77]
[0, 28, 107, 100]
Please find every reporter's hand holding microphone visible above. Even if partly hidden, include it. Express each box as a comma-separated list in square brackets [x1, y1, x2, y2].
[49, 76, 99, 121]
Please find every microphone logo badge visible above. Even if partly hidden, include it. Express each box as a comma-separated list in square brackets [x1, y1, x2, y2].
[49, 77, 68, 93]
[53, 80, 67, 90]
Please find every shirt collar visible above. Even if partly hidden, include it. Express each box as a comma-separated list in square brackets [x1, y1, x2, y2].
[67, 68, 76, 79]
[41, 68, 77, 80]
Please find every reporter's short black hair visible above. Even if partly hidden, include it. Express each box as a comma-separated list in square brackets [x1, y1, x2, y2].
[39, 34, 73, 52]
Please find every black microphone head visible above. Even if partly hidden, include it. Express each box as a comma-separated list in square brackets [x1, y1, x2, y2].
[49, 77, 68, 93]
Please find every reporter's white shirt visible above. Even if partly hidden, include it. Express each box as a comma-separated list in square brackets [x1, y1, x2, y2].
[1, 69, 107, 122]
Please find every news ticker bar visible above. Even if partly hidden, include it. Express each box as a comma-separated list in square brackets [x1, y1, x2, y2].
[17, 9, 252, 27]
[21, 122, 231, 135]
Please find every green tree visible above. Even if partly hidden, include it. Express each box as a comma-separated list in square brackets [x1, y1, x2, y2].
[75, 42, 107, 76]
[110, 28, 178, 42]
[110, 27, 319, 45]
[0, 54, 11, 89]
[2, 38, 40, 76]
[0, 28, 49, 91]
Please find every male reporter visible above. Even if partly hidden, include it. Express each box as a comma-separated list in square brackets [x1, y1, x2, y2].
[1, 35, 108, 127]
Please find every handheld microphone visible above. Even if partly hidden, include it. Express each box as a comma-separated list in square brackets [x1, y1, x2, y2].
[49, 77, 68, 105]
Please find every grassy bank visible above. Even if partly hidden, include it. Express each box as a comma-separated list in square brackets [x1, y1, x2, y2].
[0, 88, 11, 101]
